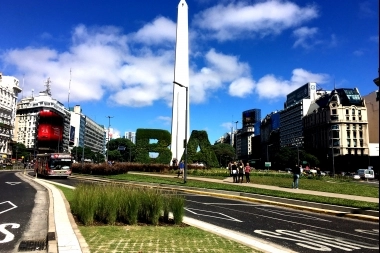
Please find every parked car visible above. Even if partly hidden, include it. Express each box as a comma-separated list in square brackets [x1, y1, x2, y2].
[284, 168, 292, 173]
[352, 174, 361, 180]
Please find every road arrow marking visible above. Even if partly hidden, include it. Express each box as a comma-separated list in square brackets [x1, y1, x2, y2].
[5, 182, 21, 185]
[0, 201, 17, 214]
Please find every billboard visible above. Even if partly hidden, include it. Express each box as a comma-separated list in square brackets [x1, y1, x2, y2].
[242, 109, 261, 127]
[69, 126, 75, 146]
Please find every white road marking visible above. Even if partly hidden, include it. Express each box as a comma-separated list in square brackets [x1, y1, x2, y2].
[254, 229, 379, 251]
[0, 223, 20, 243]
[185, 207, 243, 222]
[0, 201, 17, 214]
[5, 182, 21, 185]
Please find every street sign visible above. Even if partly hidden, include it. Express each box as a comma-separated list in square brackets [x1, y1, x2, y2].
[302, 161, 307, 165]
[118, 146, 126, 151]
[265, 162, 271, 167]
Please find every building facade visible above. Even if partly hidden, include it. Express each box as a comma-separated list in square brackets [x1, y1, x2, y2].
[69, 105, 106, 157]
[124, 131, 136, 144]
[303, 88, 370, 173]
[0, 73, 22, 161]
[14, 78, 70, 156]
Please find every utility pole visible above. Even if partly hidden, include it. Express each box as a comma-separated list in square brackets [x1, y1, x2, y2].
[234, 121, 238, 159]
[106, 116, 114, 164]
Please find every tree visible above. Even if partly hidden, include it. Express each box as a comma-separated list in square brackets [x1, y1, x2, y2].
[211, 143, 236, 167]
[12, 142, 29, 162]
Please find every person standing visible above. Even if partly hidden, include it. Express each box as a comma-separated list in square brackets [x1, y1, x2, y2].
[238, 160, 244, 183]
[292, 164, 301, 189]
[244, 163, 251, 183]
[231, 162, 238, 183]
[178, 160, 184, 178]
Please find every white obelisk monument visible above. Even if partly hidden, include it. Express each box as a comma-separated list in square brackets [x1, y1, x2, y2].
[171, 0, 189, 164]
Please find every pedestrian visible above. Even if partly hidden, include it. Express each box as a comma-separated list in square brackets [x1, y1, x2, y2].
[238, 160, 244, 183]
[178, 160, 184, 178]
[228, 161, 232, 176]
[172, 158, 178, 168]
[292, 164, 301, 189]
[245, 163, 251, 183]
[231, 161, 238, 183]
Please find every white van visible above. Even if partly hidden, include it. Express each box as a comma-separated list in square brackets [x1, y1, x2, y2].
[357, 169, 375, 180]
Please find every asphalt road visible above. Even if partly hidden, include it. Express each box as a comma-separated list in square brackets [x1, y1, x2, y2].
[42, 174, 379, 253]
[0, 171, 47, 253]
[185, 194, 379, 253]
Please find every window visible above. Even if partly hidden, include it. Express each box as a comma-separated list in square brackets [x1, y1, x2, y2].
[331, 125, 339, 130]
[331, 115, 339, 120]
[346, 117, 349, 121]
[353, 131, 357, 138]
[346, 124, 350, 129]
[358, 124, 362, 130]
[352, 117, 355, 121]
[347, 139, 351, 147]
[347, 131, 350, 138]
[352, 125, 356, 130]
[352, 109, 355, 115]
[353, 139, 357, 147]
[358, 110, 361, 115]
[359, 131, 363, 138]
[346, 109, 349, 115]
[360, 139, 363, 147]
[332, 109, 337, 114]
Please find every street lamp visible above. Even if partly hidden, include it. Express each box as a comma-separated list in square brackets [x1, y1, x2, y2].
[173, 81, 188, 184]
[106, 116, 114, 164]
[234, 121, 238, 159]
[266, 144, 273, 162]
[329, 127, 336, 176]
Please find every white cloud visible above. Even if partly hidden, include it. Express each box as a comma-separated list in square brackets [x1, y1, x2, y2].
[193, 0, 318, 41]
[255, 68, 329, 99]
[292, 26, 318, 48]
[131, 17, 176, 45]
[228, 77, 255, 97]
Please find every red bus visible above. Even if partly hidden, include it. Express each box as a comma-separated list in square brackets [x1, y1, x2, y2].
[34, 153, 73, 178]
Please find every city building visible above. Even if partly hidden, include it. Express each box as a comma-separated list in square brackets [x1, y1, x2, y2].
[303, 88, 370, 173]
[0, 73, 22, 162]
[237, 109, 261, 160]
[69, 105, 106, 158]
[260, 111, 281, 163]
[363, 91, 379, 169]
[14, 78, 70, 156]
[280, 82, 327, 150]
[124, 131, 136, 144]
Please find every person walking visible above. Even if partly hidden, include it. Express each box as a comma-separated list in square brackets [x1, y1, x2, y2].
[292, 164, 301, 189]
[231, 162, 238, 183]
[238, 160, 244, 183]
[178, 160, 184, 178]
[244, 163, 251, 183]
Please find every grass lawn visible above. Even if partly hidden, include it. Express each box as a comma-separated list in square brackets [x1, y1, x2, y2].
[56, 185, 260, 253]
[105, 172, 379, 211]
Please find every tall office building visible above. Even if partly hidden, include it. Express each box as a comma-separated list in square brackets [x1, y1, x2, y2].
[280, 82, 326, 148]
[124, 131, 136, 144]
[0, 73, 22, 162]
[237, 109, 261, 160]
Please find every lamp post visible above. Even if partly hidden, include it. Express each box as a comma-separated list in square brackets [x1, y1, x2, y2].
[173, 81, 188, 184]
[329, 127, 336, 176]
[234, 121, 238, 159]
[106, 116, 114, 164]
[266, 144, 273, 162]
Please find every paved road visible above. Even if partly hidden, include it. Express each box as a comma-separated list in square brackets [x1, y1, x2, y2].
[185, 194, 379, 253]
[0, 172, 47, 253]
[42, 173, 379, 253]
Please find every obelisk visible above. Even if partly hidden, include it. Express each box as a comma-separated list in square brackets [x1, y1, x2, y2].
[171, 0, 189, 165]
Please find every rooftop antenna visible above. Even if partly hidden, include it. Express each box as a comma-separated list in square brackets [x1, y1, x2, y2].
[22, 74, 25, 99]
[68, 68, 71, 109]
[45, 77, 52, 96]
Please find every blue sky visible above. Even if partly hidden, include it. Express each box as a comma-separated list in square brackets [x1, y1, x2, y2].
[1, 0, 378, 144]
